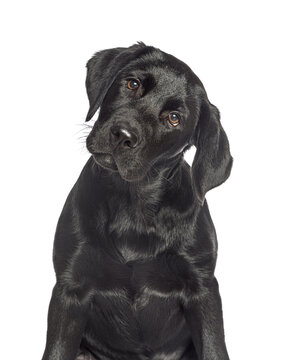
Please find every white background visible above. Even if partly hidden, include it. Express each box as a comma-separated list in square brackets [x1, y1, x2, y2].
[1, 1, 288, 359]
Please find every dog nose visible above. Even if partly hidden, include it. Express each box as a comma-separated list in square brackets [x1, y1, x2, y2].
[110, 125, 138, 149]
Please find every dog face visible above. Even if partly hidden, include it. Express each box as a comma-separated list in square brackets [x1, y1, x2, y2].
[86, 43, 233, 204]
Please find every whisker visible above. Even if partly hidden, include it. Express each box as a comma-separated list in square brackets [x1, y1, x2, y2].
[74, 122, 94, 147]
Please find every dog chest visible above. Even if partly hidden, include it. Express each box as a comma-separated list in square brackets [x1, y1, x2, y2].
[86, 270, 190, 355]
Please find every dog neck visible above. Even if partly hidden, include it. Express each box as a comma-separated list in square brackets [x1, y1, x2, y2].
[90, 154, 186, 225]
[125, 155, 183, 220]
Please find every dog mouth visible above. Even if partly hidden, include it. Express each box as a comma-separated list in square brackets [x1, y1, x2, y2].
[92, 152, 147, 182]
[92, 152, 118, 172]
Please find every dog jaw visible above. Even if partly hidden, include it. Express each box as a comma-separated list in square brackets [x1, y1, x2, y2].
[92, 153, 118, 172]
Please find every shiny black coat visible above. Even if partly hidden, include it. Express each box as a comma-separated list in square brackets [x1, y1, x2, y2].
[42, 43, 233, 360]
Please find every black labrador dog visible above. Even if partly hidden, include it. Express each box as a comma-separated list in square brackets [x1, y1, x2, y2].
[42, 43, 233, 360]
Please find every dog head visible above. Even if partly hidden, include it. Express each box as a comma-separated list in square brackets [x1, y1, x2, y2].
[86, 43, 233, 204]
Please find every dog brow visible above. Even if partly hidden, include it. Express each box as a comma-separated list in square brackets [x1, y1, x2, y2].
[162, 98, 185, 111]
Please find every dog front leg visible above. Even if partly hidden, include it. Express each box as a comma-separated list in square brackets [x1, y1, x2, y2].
[183, 278, 229, 360]
[42, 283, 89, 360]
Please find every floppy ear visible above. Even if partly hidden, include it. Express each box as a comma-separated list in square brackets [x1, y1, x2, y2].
[85, 47, 125, 121]
[85, 43, 149, 121]
[191, 100, 233, 205]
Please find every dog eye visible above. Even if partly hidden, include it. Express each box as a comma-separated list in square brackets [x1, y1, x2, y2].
[168, 113, 180, 127]
[127, 79, 140, 90]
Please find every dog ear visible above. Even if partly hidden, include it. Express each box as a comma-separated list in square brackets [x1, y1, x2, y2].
[85, 43, 149, 121]
[85, 47, 125, 121]
[191, 100, 233, 205]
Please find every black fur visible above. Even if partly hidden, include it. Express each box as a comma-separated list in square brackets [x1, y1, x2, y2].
[42, 43, 233, 360]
